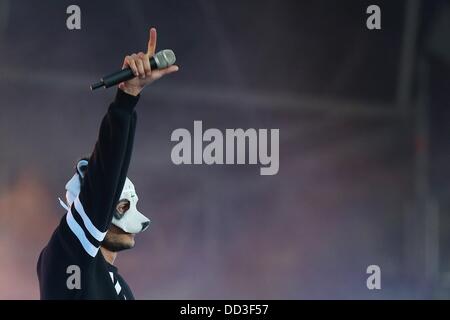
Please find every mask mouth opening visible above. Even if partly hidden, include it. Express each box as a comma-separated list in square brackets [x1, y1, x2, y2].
[109, 224, 134, 235]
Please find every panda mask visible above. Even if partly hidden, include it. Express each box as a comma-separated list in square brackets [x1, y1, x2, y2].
[59, 160, 151, 234]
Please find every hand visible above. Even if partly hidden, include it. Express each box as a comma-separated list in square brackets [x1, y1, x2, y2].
[119, 27, 179, 96]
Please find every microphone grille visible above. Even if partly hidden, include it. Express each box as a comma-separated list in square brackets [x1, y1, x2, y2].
[155, 49, 176, 69]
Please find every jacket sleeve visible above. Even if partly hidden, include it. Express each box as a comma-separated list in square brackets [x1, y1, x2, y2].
[64, 89, 139, 257]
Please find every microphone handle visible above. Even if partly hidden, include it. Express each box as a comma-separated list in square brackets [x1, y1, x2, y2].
[103, 69, 134, 88]
[94, 58, 158, 89]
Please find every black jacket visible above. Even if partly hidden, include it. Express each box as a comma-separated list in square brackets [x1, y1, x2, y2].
[37, 89, 139, 299]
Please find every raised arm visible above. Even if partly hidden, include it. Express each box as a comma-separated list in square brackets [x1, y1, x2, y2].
[76, 90, 138, 234]
[65, 28, 179, 257]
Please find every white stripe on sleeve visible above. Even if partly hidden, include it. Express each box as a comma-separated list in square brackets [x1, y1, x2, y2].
[74, 196, 107, 242]
[66, 210, 99, 258]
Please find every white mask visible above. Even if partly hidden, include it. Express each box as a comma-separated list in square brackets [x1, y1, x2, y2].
[59, 160, 151, 234]
[112, 177, 151, 233]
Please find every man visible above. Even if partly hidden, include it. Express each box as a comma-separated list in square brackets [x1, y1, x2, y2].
[37, 28, 179, 299]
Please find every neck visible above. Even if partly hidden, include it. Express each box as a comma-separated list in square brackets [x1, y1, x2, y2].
[100, 246, 117, 265]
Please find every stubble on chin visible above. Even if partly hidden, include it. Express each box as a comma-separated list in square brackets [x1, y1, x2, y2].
[102, 232, 135, 252]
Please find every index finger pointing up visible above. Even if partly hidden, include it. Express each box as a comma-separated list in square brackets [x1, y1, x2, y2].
[147, 27, 157, 56]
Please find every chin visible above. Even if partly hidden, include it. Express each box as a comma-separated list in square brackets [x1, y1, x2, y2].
[125, 236, 136, 249]
[102, 234, 136, 252]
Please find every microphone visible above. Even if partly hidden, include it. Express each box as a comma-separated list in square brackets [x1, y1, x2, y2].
[90, 49, 176, 91]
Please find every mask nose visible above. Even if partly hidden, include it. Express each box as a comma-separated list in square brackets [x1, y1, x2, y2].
[141, 221, 150, 231]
